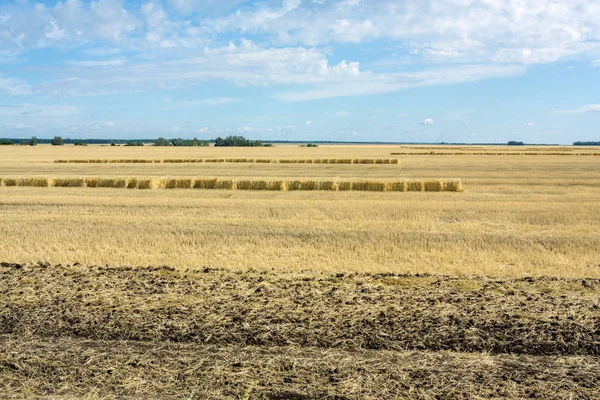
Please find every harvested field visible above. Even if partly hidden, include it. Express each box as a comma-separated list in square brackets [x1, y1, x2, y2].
[1, 263, 599, 399]
[1, 144, 600, 398]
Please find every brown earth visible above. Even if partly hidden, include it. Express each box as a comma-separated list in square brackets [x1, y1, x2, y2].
[1, 262, 599, 399]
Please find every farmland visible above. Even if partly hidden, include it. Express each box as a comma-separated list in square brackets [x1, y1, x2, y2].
[1, 144, 599, 399]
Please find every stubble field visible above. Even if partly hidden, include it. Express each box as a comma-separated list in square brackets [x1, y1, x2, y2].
[1, 144, 599, 399]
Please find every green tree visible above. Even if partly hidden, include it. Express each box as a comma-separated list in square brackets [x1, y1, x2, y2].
[154, 137, 171, 146]
[29, 136, 38, 146]
[51, 136, 64, 146]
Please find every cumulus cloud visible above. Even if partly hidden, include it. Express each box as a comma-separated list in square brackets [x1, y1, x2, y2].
[0, 0, 599, 103]
[305, 120, 312, 126]
[101, 121, 115, 127]
[523, 122, 534, 127]
[422, 118, 434, 125]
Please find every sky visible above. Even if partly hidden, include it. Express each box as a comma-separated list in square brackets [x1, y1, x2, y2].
[0, 0, 599, 143]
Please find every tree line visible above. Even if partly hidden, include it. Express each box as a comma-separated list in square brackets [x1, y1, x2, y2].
[0, 135, 272, 147]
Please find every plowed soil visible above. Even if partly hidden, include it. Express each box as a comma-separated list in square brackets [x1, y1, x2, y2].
[1, 263, 599, 399]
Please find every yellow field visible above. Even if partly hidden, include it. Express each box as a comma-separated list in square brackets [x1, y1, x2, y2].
[1, 144, 599, 277]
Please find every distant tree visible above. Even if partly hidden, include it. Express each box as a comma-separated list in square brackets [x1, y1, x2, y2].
[170, 137, 209, 147]
[74, 140, 87, 146]
[301, 143, 318, 147]
[125, 141, 143, 146]
[29, 136, 38, 146]
[507, 141, 524, 146]
[154, 137, 171, 146]
[51, 136, 64, 146]
[213, 135, 266, 147]
[573, 141, 600, 146]
[0, 139, 15, 145]
[110, 142, 117, 146]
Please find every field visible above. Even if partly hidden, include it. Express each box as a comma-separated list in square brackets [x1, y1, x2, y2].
[1, 144, 599, 399]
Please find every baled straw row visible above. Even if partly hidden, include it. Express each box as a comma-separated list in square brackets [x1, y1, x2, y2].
[54, 158, 401, 164]
[0, 177, 463, 192]
[390, 152, 600, 156]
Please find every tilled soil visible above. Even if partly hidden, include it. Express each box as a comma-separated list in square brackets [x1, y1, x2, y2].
[1, 262, 599, 398]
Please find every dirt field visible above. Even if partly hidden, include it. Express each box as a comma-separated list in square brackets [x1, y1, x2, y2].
[1, 144, 599, 398]
[1, 263, 599, 399]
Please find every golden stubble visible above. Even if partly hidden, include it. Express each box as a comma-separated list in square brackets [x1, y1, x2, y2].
[0, 144, 599, 278]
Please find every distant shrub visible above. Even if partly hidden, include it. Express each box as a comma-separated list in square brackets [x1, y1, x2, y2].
[74, 140, 87, 146]
[126, 141, 144, 146]
[507, 141, 524, 146]
[51, 136, 64, 146]
[301, 143, 318, 147]
[0, 139, 14, 145]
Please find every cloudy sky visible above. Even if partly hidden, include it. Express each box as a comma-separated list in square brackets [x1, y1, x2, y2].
[1, 0, 599, 143]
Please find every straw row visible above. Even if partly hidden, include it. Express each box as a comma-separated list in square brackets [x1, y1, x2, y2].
[54, 158, 400, 164]
[390, 152, 600, 156]
[0, 177, 463, 192]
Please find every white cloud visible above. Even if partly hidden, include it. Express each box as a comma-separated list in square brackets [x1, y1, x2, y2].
[554, 104, 600, 114]
[101, 121, 115, 127]
[335, 111, 350, 118]
[239, 125, 251, 132]
[0, 0, 599, 104]
[523, 121, 534, 127]
[158, 97, 239, 110]
[422, 118, 434, 125]
[67, 59, 125, 67]
[172, 126, 181, 131]
[0, 77, 35, 95]
[276, 64, 525, 102]
[198, 126, 210, 132]
[305, 120, 312, 126]
[1, 122, 31, 130]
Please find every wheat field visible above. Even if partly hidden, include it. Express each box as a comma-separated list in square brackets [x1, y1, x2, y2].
[1, 144, 599, 278]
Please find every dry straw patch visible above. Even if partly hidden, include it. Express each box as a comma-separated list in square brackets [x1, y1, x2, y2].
[16, 177, 50, 187]
[193, 178, 218, 189]
[165, 179, 192, 189]
[53, 178, 85, 187]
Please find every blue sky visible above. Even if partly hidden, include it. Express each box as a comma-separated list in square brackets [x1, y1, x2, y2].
[0, 0, 599, 143]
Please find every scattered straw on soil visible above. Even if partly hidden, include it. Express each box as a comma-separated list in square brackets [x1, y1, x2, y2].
[0, 263, 599, 399]
[1, 263, 597, 356]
